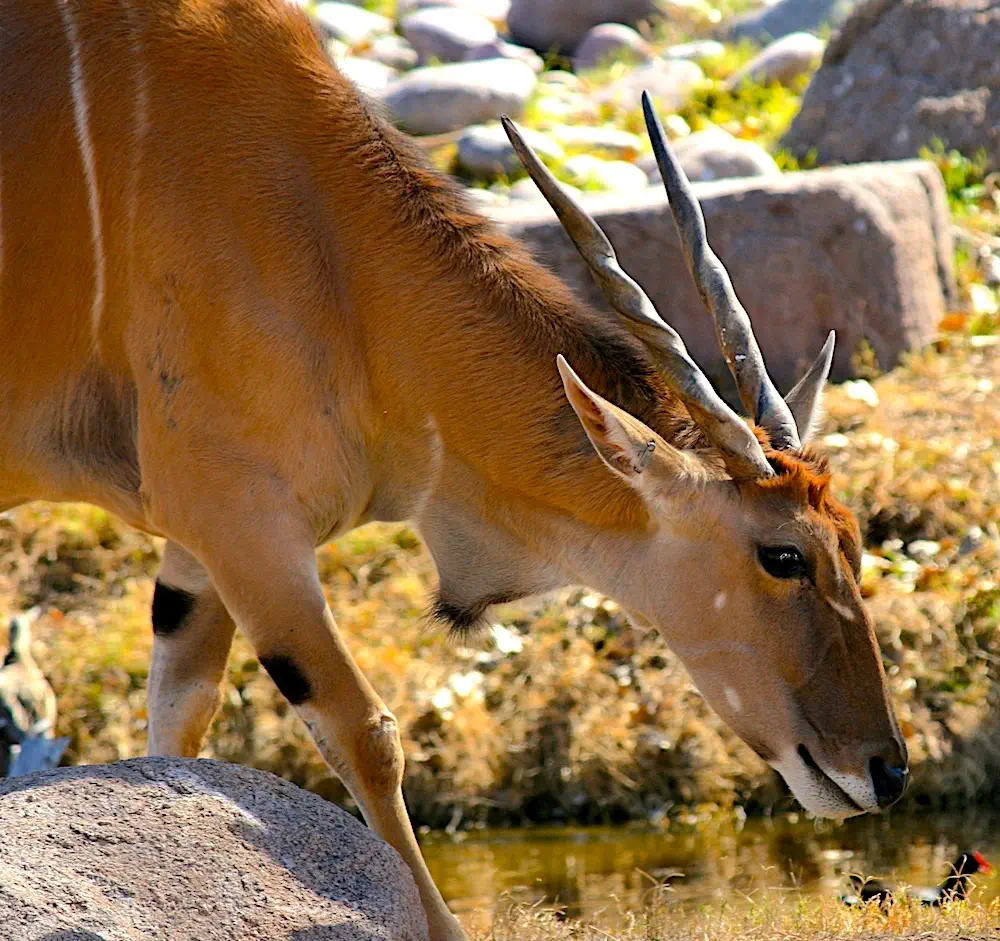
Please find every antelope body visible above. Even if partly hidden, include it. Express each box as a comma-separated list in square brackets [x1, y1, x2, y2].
[0, 2, 907, 937]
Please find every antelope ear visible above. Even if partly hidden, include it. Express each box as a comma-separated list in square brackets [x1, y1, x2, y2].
[784, 331, 835, 445]
[557, 355, 671, 484]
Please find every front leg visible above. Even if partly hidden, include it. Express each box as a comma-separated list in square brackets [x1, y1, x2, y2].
[188, 513, 467, 941]
[148, 541, 236, 757]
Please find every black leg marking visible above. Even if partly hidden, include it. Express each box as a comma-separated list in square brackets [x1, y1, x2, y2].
[152, 581, 196, 636]
[260, 655, 312, 705]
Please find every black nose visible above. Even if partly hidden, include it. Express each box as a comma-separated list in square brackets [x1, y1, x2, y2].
[870, 756, 908, 808]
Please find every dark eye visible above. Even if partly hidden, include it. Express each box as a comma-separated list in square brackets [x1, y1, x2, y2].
[758, 545, 808, 580]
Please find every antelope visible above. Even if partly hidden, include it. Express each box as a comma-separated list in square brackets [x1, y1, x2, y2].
[0, 1, 908, 937]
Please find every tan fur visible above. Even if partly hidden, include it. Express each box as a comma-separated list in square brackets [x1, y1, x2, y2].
[0, 3, 905, 938]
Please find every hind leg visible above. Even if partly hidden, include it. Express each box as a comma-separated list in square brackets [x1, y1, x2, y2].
[147, 541, 235, 757]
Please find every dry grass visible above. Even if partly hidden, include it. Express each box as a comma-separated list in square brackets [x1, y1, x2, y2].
[483, 894, 1000, 940]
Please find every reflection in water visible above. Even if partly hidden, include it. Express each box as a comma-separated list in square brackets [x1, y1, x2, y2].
[422, 811, 1000, 928]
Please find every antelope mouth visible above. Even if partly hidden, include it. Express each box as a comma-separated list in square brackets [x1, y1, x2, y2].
[771, 744, 869, 819]
[796, 744, 864, 813]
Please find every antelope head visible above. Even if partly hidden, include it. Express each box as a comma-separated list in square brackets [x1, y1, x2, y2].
[501, 93, 907, 819]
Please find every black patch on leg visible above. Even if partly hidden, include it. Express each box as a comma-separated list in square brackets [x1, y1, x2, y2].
[152, 581, 196, 636]
[260, 655, 312, 705]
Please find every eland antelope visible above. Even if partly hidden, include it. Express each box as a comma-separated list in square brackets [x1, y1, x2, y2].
[0, 1, 907, 937]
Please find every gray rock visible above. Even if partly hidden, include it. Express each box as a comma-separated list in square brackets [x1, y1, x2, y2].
[398, 0, 512, 22]
[666, 39, 726, 61]
[339, 56, 400, 94]
[487, 159, 956, 391]
[313, 2, 394, 46]
[402, 7, 498, 64]
[462, 38, 545, 72]
[508, 0, 660, 54]
[549, 124, 645, 160]
[0, 757, 429, 941]
[725, 0, 857, 43]
[781, 0, 1000, 171]
[457, 123, 565, 178]
[508, 176, 585, 200]
[381, 59, 538, 135]
[573, 23, 652, 71]
[362, 34, 420, 71]
[726, 31, 824, 88]
[465, 187, 510, 208]
[984, 254, 1000, 288]
[667, 127, 781, 181]
[562, 154, 650, 191]
[597, 57, 704, 111]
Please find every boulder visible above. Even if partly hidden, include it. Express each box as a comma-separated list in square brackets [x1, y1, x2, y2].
[401, 7, 498, 64]
[724, 0, 857, 42]
[781, 0, 1000, 170]
[664, 127, 782, 182]
[381, 59, 538, 135]
[725, 31, 824, 88]
[456, 123, 565, 178]
[312, 2, 394, 47]
[507, 0, 660, 54]
[573, 23, 652, 71]
[596, 57, 704, 111]
[0, 758, 429, 941]
[488, 159, 956, 391]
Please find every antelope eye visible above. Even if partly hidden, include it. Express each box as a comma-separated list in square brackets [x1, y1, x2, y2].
[758, 545, 808, 580]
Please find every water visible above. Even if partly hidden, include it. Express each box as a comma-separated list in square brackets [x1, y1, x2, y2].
[422, 810, 1000, 928]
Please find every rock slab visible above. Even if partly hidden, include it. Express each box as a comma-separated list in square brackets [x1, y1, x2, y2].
[489, 160, 955, 391]
[781, 0, 1000, 170]
[0, 757, 429, 941]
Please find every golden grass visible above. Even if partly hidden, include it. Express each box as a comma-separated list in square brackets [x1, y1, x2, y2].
[482, 893, 1000, 940]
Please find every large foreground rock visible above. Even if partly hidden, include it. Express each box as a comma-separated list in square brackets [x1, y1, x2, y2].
[781, 0, 1000, 169]
[489, 160, 955, 391]
[0, 758, 429, 941]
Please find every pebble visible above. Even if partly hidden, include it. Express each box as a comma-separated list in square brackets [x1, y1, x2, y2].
[456, 123, 565, 179]
[726, 32, 824, 89]
[573, 23, 652, 72]
[562, 155, 649, 192]
[312, 3, 393, 47]
[549, 124, 645, 160]
[381, 58, 538, 135]
[401, 7, 498, 64]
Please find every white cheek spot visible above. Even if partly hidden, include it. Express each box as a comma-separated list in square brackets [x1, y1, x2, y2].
[825, 596, 856, 621]
[724, 686, 742, 713]
[713, 590, 727, 611]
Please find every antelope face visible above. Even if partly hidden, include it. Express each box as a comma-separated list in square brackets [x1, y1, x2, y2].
[506, 94, 907, 819]
[661, 458, 907, 819]
[557, 361, 907, 819]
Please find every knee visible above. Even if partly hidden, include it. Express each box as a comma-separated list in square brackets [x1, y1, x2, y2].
[355, 712, 404, 794]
